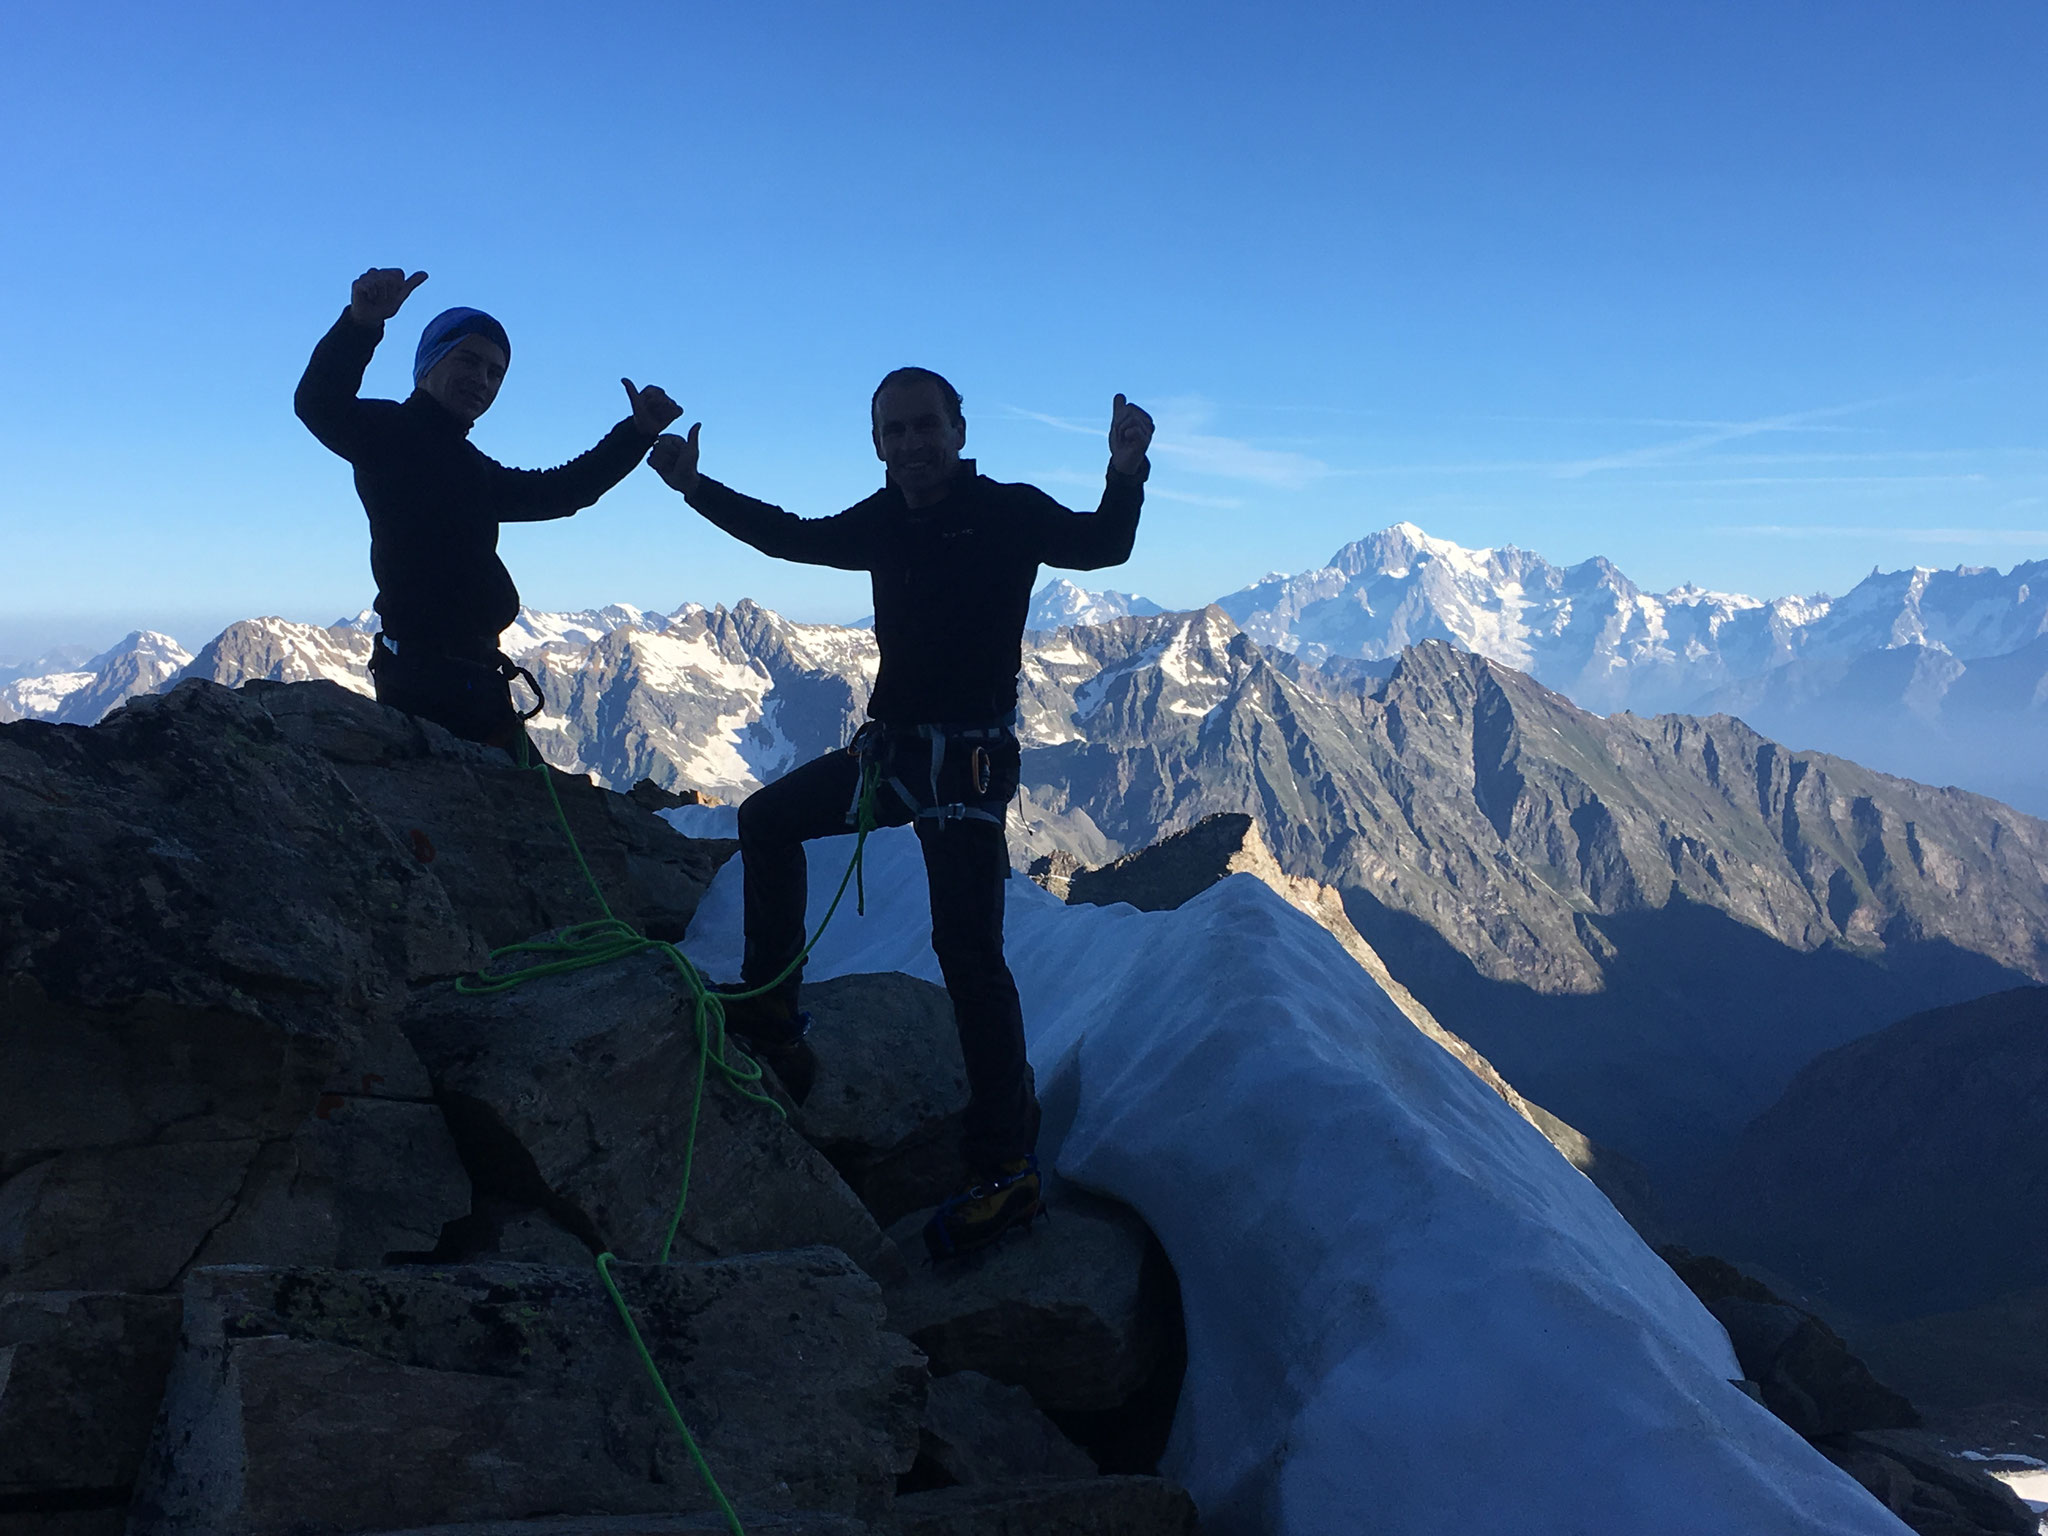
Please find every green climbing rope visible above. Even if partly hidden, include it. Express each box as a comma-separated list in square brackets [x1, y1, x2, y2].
[461, 735, 881, 1535]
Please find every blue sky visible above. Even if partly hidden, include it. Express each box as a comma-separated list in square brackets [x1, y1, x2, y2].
[2, 1, 2043, 659]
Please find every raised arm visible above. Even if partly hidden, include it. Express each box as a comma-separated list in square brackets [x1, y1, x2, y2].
[491, 379, 682, 524]
[1033, 394, 1154, 571]
[647, 425, 872, 570]
[293, 267, 428, 460]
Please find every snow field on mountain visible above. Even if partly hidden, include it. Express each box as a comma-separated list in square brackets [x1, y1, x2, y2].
[674, 820, 1907, 1536]
[0, 669, 94, 719]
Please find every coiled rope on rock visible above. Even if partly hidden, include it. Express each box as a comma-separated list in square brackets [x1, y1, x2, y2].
[454, 736, 881, 1535]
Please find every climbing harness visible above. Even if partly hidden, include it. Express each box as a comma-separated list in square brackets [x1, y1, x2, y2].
[457, 734, 882, 1536]
[370, 633, 545, 742]
[851, 714, 1017, 830]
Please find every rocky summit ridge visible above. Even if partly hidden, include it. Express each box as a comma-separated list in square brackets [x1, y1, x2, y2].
[0, 680, 1197, 1535]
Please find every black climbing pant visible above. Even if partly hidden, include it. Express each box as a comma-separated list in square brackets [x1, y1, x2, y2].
[735, 731, 1039, 1174]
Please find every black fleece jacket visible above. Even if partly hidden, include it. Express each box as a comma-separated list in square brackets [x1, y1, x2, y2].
[294, 309, 654, 646]
[687, 460, 1145, 726]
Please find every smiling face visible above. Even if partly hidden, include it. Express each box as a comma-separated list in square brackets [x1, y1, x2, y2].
[872, 376, 966, 506]
[421, 334, 509, 425]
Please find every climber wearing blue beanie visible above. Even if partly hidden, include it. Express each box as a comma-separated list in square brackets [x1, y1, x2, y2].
[295, 266, 682, 746]
[412, 306, 513, 387]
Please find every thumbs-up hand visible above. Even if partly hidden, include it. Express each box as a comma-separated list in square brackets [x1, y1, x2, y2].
[1108, 393, 1154, 475]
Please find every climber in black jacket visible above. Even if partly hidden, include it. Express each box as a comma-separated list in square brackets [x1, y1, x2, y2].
[647, 367, 1154, 1258]
[295, 266, 681, 745]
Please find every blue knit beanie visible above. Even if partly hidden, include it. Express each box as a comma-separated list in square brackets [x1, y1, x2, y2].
[413, 307, 511, 385]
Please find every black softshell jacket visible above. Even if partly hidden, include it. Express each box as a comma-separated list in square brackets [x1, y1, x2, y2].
[294, 309, 653, 645]
[687, 460, 1144, 725]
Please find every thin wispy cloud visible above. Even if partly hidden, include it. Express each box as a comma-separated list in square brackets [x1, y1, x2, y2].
[1640, 474, 1989, 488]
[1003, 400, 1327, 490]
[1714, 524, 2048, 545]
[1029, 463, 1246, 509]
[1145, 487, 1248, 509]
[1550, 398, 1896, 479]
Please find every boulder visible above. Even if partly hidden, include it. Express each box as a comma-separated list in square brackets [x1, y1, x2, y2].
[893, 1476, 1200, 1536]
[1, 1515, 128, 1536]
[797, 973, 974, 1225]
[1817, 1429, 2039, 1536]
[916, 1371, 1096, 1486]
[0, 1291, 180, 1512]
[357, 1517, 869, 1535]
[0, 683, 480, 1295]
[252, 679, 735, 946]
[129, 1251, 925, 1535]
[1662, 1248, 1918, 1437]
[185, 1097, 470, 1270]
[405, 949, 899, 1280]
[883, 1188, 1172, 1413]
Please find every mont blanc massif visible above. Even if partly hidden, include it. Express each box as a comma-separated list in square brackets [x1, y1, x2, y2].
[5, 522, 2046, 1536]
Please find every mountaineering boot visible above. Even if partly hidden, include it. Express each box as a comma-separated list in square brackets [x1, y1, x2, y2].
[712, 984, 817, 1105]
[923, 1154, 1044, 1263]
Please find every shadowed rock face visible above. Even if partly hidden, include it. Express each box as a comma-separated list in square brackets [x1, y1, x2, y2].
[251, 679, 734, 947]
[794, 973, 976, 1227]
[404, 948, 899, 1282]
[882, 1188, 1175, 1416]
[0, 1292, 181, 1510]
[127, 1254, 925, 1535]
[912, 1371, 1097, 1487]
[0, 682, 483, 1298]
[1707, 986, 2048, 1323]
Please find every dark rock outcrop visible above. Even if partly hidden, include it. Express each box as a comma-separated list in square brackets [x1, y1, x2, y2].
[883, 1189, 1173, 1415]
[913, 1371, 1097, 1487]
[1662, 1248, 1918, 1438]
[405, 949, 899, 1280]
[1816, 1429, 2040, 1536]
[893, 1476, 1201, 1535]
[0, 1292, 181, 1516]
[252, 679, 733, 946]
[129, 1252, 923, 1534]
[358, 1517, 872, 1534]
[1659, 1250, 2039, 1536]
[0, 681, 481, 1296]
[796, 973, 973, 1226]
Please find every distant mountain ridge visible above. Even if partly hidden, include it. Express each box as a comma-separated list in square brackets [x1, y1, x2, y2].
[1219, 520, 2047, 707]
[12, 521, 2042, 805]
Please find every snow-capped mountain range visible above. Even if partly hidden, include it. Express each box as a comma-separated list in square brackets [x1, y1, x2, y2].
[7, 521, 2046, 814]
[1219, 521, 2046, 714]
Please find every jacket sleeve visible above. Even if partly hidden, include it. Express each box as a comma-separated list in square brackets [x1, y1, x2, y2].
[1028, 468, 1146, 571]
[293, 308, 385, 462]
[684, 478, 873, 571]
[489, 419, 660, 523]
